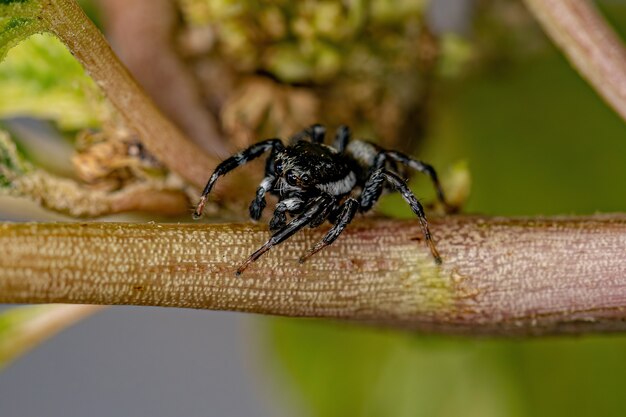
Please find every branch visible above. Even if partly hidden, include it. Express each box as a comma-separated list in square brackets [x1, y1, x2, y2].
[523, 0, 626, 123]
[0, 130, 190, 217]
[11, 172, 190, 217]
[1, 215, 626, 336]
[37, 0, 219, 189]
[97, 0, 230, 157]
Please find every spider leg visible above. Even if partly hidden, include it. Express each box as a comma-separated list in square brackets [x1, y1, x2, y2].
[359, 166, 386, 212]
[249, 142, 287, 220]
[269, 197, 305, 231]
[249, 175, 277, 220]
[380, 150, 449, 209]
[289, 124, 326, 145]
[359, 168, 441, 264]
[299, 198, 359, 263]
[236, 195, 333, 275]
[308, 196, 337, 228]
[332, 125, 351, 153]
[193, 139, 284, 218]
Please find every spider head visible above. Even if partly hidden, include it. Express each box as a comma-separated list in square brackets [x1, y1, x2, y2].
[274, 141, 350, 195]
[274, 141, 341, 189]
[274, 152, 314, 190]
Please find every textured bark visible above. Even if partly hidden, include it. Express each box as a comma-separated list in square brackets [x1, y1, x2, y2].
[1, 215, 625, 336]
[523, 0, 626, 123]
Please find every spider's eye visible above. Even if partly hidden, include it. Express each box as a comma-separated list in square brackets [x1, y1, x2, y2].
[274, 160, 283, 175]
[286, 170, 298, 186]
[300, 174, 311, 184]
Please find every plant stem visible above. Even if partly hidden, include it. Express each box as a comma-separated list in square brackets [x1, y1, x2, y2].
[1, 215, 625, 336]
[523, 0, 626, 123]
[97, 0, 230, 158]
[38, 0, 219, 189]
[10, 171, 189, 217]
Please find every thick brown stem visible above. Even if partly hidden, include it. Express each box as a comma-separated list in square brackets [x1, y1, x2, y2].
[38, 0, 218, 189]
[523, 0, 626, 123]
[97, 0, 230, 157]
[1, 215, 625, 336]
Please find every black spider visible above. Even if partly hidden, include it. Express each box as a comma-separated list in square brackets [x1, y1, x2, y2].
[193, 124, 448, 275]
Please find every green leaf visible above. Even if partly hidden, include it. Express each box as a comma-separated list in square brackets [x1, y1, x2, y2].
[0, 33, 108, 129]
[0, 0, 44, 60]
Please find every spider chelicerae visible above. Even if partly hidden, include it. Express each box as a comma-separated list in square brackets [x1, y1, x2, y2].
[193, 124, 448, 275]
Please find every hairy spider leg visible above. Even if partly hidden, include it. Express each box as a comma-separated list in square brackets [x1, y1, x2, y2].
[378, 150, 450, 210]
[249, 175, 277, 220]
[360, 169, 442, 264]
[289, 124, 327, 145]
[308, 196, 337, 228]
[193, 139, 284, 219]
[299, 198, 359, 263]
[249, 142, 290, 219]
[332, 125, 351, 153]
[236, 195, 334, 275]
[269, 197, 305, 231]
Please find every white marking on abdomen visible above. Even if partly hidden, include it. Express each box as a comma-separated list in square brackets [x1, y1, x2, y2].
[346, 140, 378, 167]
[317, 172, 357, 195]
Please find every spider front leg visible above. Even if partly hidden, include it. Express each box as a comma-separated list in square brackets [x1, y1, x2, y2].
[360, 168, 442, 264]
[249, 142, 288, 220]
[236, 195, 333, 275]
[308, 196, 337, 228]
[299, 198, 359, 263]
[193, 138, 284, 218]
[249, 175, 277, 220]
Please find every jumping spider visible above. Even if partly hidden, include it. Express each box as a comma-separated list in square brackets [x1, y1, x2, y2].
[194, 124, 448, 275]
